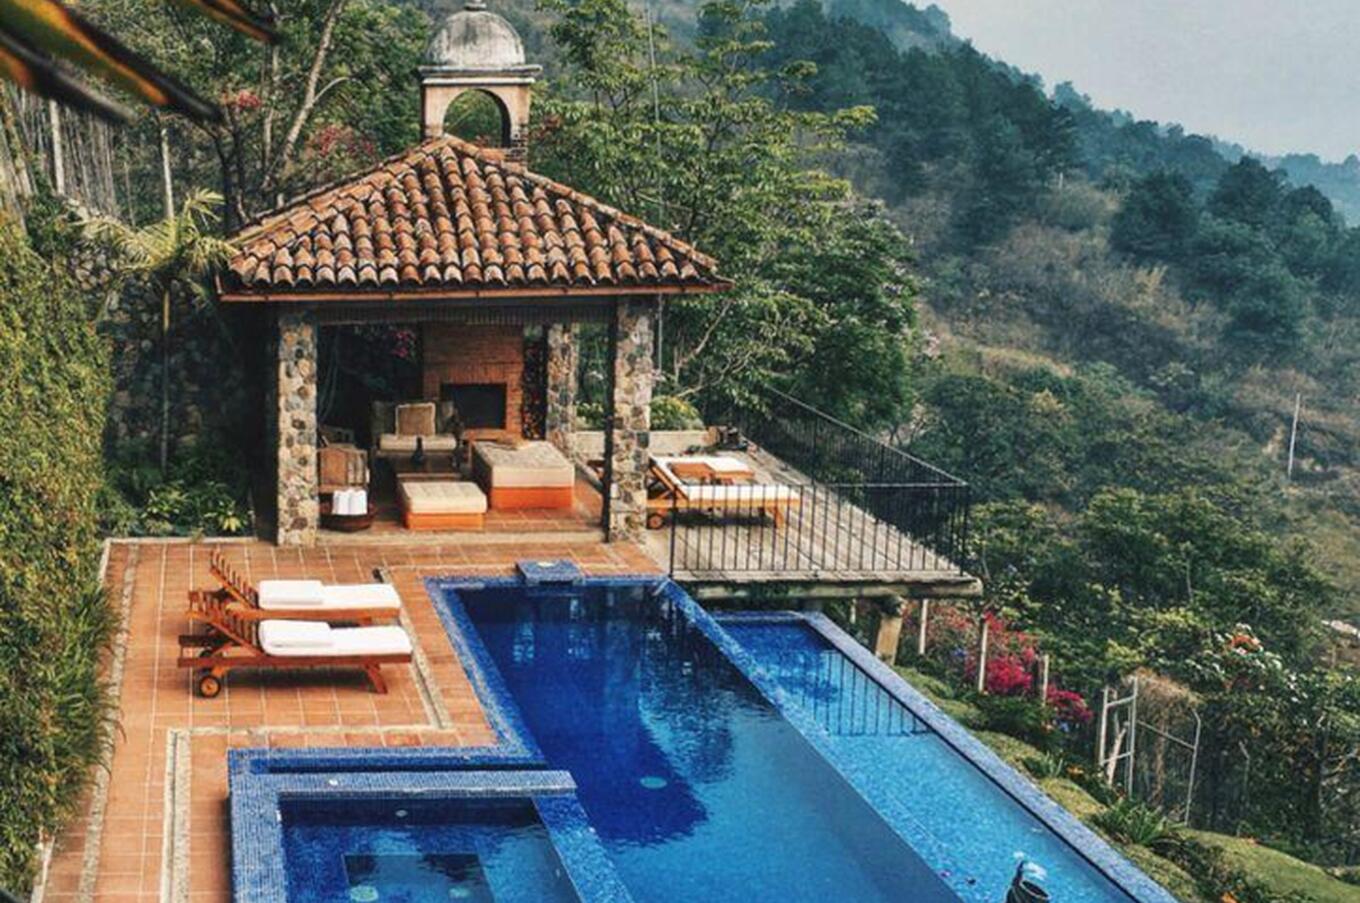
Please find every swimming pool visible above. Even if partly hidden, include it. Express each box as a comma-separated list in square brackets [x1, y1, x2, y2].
[435, 577, 1175, 903]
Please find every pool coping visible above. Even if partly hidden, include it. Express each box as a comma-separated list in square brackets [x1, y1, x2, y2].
[228, 750, 632, 903]
[430, 575, 1176, 903]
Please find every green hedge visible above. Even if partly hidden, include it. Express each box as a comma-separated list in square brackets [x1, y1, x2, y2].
[0, 218, 114, 889]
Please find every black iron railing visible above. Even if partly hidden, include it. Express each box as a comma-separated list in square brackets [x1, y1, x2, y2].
[667, 389, 970, 577]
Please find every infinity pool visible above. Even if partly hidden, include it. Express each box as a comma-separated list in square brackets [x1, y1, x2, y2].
[442, 580, 1166, 903]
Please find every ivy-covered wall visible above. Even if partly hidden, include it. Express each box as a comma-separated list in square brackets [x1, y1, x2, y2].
[0, 218, 115, 888]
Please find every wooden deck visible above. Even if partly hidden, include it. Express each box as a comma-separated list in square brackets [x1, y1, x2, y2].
[642, 447, 981, 600]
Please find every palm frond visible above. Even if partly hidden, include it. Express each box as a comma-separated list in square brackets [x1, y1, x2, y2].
[0, 25, 129, 122]
[0, 0, 220, 122]
[0, 0, 276, 125]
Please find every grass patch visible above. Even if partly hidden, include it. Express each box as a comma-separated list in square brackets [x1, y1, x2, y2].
[1183, 831, 1360, 903]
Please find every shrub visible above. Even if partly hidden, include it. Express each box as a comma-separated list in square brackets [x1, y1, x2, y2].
[650, 395, 704, 430]
[0, 219, 114, 887]
[1046, 687, 1094, 730]
[104, 438, 251, 536]
[1092, 799, 1180, 848]
[977, 695, 1053, 749]
[1023, 751, 1069, 780]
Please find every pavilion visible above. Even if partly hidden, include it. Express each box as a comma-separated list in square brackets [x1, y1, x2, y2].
[218, 0, 727, 546]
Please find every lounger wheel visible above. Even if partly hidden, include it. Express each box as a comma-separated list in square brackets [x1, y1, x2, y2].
[646, 512, 667, 530]
[197, 673, 222, 698]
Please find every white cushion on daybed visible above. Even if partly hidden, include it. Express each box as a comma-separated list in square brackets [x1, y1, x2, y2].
[258, 579, 326, 608]
[400, 480, 488, 514]
[474, 441, 574, 487]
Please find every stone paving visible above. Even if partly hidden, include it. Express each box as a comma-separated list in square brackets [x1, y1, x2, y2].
[39, 537, 658, 903]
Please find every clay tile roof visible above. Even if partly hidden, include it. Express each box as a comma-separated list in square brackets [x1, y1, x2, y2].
[224, 136, 726, 299]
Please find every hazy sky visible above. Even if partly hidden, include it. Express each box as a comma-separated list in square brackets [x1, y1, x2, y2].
[928, 0, 1360, 161]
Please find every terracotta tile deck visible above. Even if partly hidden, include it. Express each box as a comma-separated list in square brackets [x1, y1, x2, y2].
[40, 537, 659, 903]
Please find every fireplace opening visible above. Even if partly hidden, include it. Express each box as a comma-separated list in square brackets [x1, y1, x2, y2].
[441, 383, 507, 430]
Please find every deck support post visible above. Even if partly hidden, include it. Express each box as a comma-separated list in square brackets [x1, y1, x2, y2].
[545, 323, 577, 457]
[873, 595, 907, 664]
[273, 308, 319, 546]
[606, 299, 654, 542]
[916, 598, 930, 656]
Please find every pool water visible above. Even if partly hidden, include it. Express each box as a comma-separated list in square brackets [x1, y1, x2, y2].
[280, 798, 581, 903]
[459, 584, 956, 902]
[724, 619, 1134, 903]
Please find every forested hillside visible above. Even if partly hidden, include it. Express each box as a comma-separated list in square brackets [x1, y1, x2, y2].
[759, 0, 1360, 624]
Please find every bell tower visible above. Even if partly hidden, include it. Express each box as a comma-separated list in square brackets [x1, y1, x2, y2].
[419, 0, 541, 161]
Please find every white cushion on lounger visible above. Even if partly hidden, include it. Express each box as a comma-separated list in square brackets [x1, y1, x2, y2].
[320, 584, 401, 610]
[258, 621, 413, 657]
[329, 626, 413, 656]
[681, 485, 800, 503]
[654, 455, 750, 474]
[258, 579, 326, 608]
[259, 620, 332, 651]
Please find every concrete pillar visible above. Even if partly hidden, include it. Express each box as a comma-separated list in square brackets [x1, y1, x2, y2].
[275, 309, 319, 546]
[544, 323, 577, 457]
[873, 596, 907, 664]
[607, 300, 654, 541]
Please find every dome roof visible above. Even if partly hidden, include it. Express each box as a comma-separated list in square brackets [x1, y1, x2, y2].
[425, 0, 526, 70]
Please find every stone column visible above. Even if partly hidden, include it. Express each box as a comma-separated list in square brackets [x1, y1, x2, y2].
[544, 323, 577, 457]
[275, 309, 319, 546]
[873, 595, 908, 664]
[608, 300, 654, 542]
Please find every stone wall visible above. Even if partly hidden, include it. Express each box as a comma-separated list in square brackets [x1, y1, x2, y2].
[544, 323, 577, 456]
[608, 300, 654, 542]
[274, 309, 319, 546]
[98, 275, 249, 453]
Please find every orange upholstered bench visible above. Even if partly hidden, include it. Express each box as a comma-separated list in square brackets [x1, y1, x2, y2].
[472, 440, 576, 510]
[398, 478, 487, 530]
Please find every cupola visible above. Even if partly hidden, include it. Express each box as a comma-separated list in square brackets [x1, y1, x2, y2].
[419, 0, 541, 158]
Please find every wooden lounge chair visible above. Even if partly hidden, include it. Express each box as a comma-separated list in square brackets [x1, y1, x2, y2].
[646, 455, 801, 529]
[177, 592, 413, 697]
[208, 550, 400, 624]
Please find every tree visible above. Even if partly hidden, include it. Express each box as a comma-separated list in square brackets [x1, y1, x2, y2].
[1110, 170, 1198, 263]
[84, 190, 235, 471]
[534, 0, 913, 422]
[1207, 157, 1285, 229]
[81, 0, 428, 227]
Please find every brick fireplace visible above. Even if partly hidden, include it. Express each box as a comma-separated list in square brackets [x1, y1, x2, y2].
[421, 323, 525, 440]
